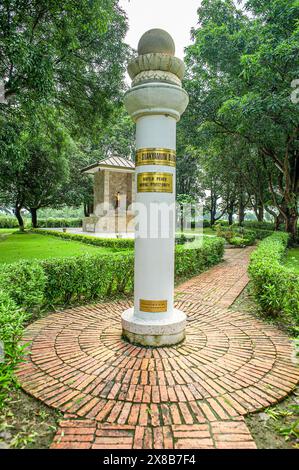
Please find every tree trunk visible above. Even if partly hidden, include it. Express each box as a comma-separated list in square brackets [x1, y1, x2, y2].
[84, 202, 94, 217]
[228, 211, 234, 225]
[238, 201, 245, 225]
[30, 208, 38, 228]
[284, 210, 298, 244]
[15, 205, 24, 232]
[257, 204, 264, 222]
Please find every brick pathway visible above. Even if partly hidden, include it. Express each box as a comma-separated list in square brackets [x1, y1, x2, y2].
[17, 247, 299, 449]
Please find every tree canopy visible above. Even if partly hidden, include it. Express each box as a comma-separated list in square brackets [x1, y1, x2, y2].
[181, 0, 299, 239]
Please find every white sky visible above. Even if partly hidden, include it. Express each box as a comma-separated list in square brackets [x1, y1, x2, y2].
[119, 0, 201, 59]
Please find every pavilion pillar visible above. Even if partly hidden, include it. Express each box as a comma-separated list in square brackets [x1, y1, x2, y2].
[121, 29, 189, 346]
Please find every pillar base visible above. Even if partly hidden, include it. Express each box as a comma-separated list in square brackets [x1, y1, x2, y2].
[121, 307, 186, 347]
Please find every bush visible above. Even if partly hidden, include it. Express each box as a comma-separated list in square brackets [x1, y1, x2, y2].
[31, 228, 135, 250]
[0, 216, 21, 228]
[0, 261, 46, 309]
[175, 237, 224, 278]
[215, 224, 275, 244]
[175, 234, 196, 245]
[229, 236, 253, 247]
[0, 291, 29, 408]
[242, 221, 275, 231]
[36, 218, 82, 228]
[248, 232, 299, 323]
[0, 236, 225, 310]
[41, 252, 134, 305]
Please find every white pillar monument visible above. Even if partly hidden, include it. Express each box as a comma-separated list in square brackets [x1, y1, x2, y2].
[121, 29, 189, 346]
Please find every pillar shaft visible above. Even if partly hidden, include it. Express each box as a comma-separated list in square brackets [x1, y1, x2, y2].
[121, 29, 189, 347]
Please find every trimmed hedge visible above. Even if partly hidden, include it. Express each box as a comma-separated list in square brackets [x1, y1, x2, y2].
[0, 290, 28, 408]
[32, 229, 135, 250]
[0, 216, 82, 229]
[216, 224, 273, 241]
[248, 232, 299, 323]
[41, 252, 134, 305]
[0, 261, 47, 309]
[175, 237, 224, 278]
[37, 218, 82, 228]
[32, 229, 198, 249]
[0, 236, 224, 309]
[0, 216, 21, 228]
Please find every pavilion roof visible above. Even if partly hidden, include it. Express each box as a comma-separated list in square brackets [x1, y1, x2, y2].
[81, 156, 135, 174]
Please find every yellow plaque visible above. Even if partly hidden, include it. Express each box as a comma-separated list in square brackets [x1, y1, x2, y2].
[136, 148, 176, 167]
[137, 172, 173, 193]
[140, 299, 168, 312]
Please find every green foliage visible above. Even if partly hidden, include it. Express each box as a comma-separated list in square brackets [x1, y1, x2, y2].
[0, 216, 82, 229]
[32, 228, 135, 250]
[216, 223, 272, 242]
[36, 218, 82, 228]
[41, 252, 134, 305]
[248, 232, 299, 323]
[184, 0, 299, 239]
[0, 291, 29, 408]
[0, 261, 46, 309]
[229, 236, 253, 247]
[0, 236, 224, 309]
[0, 217, 20, 228]
[175, 237, 224, 278]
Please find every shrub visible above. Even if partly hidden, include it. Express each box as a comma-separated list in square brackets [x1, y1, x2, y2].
[40, 252, 134, 305]
[36, 218, 82, 228]
[0, 216, 21, 228]
[175, 234, 196, 245]
[242, 221, 275, 231]
[0, 261, 46, 309]
[175, 237, 224, 278]
[229, 236, 253, 247]
[0, 236, 225, 310]
[31, 228, 135, 250]
[248, 232, 299, 323]
[0, 291, 29, 408]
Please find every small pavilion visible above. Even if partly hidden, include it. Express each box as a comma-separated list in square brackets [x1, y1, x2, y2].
[81, 156, 135, 233]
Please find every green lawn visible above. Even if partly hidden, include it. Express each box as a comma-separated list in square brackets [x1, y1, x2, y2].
[0, 232, 116, 264]
[284, 248, 299, 274]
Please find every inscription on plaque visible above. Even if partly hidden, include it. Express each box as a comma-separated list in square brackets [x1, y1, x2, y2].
[140, 299, 168, 313]
[136, 148, 176, 167]
[137, 172, 173, 193]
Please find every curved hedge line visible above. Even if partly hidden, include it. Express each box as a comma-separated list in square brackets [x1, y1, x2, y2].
[32, 228, 135, 250]
[0, 236, 224, 309]
[248, 232, 299, 323]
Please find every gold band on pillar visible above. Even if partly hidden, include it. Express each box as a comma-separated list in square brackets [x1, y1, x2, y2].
[136, 148, 176, 167]
[137, 172, 173, 193]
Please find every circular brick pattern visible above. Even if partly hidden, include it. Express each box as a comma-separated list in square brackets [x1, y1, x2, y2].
[18, 299, 299, 423]
[17, 248, 299, 448]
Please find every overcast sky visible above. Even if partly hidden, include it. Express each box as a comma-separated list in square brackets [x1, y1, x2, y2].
[119, 0, 201, 59]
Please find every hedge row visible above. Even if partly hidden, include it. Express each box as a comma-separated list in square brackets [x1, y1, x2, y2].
[0, 291, 28, 408]
[0, 216, 82, 229]
[248, 232, 299, 324]
[215, 224, 274, 241]
[0, 236, 224, 309]
[32, 228, 135, 250]
[32, 229, 198, 250]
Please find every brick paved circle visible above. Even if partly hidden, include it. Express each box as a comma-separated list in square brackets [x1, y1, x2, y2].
[17, 248, 299, 449]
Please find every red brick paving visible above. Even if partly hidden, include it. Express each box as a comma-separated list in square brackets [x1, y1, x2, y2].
[17, 247, 299, 449]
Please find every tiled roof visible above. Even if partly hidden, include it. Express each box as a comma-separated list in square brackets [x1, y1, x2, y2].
[81, 156, 135, 173]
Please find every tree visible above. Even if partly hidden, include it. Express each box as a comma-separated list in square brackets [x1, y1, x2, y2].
[0, 108, 73, 228]
[0, 1, 130, 227]
[184, 0, 299, 241]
